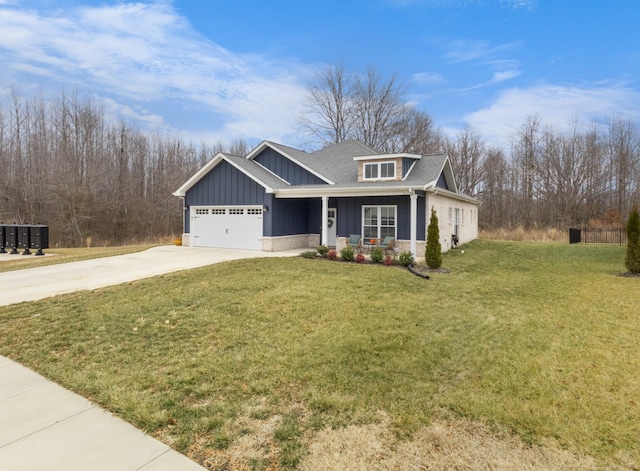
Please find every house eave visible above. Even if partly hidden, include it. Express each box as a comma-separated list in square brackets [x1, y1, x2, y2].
[428, 186, 481, 205]
[274, 185, 419, 198]
[352, 153, 421, 161]
[246, 141, 335, 185]
[173, 153, 275, 197]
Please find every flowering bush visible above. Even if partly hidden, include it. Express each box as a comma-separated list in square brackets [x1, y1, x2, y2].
[327, 249, 337, 261]
[355, 253, 365, 263]
[383, 255, 393, 266]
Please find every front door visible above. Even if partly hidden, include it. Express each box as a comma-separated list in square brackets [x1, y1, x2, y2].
[327, 208, 337, 246]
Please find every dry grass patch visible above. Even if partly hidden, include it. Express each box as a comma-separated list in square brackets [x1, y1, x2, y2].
[480, 226, 565, 241]
[300, 416, 617, 471]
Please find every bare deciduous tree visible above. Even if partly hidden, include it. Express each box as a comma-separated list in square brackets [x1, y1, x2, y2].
[300, 65, 440, 153]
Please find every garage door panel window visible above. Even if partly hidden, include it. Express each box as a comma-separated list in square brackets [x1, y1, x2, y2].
[229, 208, 244, 215]
[363, 206, 396, 241]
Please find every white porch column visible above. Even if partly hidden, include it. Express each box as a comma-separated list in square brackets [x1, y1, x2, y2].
[321, 195, 329, 246]
[410, 190, 418, 256]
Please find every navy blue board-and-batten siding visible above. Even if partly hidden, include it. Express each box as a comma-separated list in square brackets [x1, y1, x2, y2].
[184, 160, 268, 233]
[184, 159, 427, 241]
[332, 195, 426, 241]
[254, 148, 327, 185]
[402, 158, 415, 178]
[183, 161, 320, 238]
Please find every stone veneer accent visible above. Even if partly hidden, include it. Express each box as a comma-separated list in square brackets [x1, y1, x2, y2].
[262, 234, 320, 252]
[182, 233, 319, 251]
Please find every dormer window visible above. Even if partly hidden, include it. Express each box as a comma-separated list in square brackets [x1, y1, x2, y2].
[364, 161, 395, 180]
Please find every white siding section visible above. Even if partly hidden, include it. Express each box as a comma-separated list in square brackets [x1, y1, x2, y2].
[427, 194, 479, 252]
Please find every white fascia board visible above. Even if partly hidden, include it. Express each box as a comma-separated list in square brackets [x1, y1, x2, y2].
[353, 153, 421, 161]
[246, 141, 334, 185]
[274, 186, 413, 198]
[222, 156, 275, 193]
[173, 152, 225, 197]
[244, 140, 272, 160]
[429, 187, 481, 205]
[402, 159, 418, 181]
[172, 153, 274, 197]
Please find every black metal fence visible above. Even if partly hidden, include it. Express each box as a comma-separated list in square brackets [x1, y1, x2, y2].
[569, 227, 627, 245]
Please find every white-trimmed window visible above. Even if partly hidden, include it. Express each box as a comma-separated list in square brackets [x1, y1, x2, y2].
[362, 206, 396, 241]
[363, 161, 395, 180]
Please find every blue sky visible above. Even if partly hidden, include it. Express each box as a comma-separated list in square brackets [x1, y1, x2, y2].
[1, 0, 639, 150]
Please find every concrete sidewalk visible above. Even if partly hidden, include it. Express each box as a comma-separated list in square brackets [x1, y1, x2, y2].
[0, 245, 300, 470]
[0, 356, 205, 470]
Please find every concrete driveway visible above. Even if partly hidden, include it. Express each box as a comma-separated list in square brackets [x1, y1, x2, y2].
[0, 245, 299, 470]
[0, 245, 298, 307]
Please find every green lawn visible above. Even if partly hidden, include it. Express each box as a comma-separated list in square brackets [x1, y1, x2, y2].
[0, 240, 638, 469]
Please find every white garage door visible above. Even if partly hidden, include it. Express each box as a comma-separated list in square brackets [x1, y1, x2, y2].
[190, 206, 263, 250]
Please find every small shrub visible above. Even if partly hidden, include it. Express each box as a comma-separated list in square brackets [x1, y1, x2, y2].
[398, 251, 414, 266]
[317, 245, 329, 257]
[383, 255, 393, 266]
[370, 246, 384, 263]
[300, 250, 317, 259]
[355, 253, 365, 263]
[327, 249, 337, 261]
[340, 245, 355, 261]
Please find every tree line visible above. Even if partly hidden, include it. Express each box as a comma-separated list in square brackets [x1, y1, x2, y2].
[2, 67, 639, 247]
[303, 65, 640, 230]
[0, 89, 247, 246]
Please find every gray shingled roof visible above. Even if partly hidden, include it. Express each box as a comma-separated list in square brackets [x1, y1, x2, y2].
[224, 153, 290, 190]
[262, 139, 448, 189]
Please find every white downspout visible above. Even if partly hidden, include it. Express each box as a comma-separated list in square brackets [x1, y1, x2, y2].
[321, 196, 329, 246]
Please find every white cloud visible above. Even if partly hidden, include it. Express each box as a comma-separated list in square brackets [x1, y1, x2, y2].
[464, 82, 640, 147]
[387, 0, 537, 11]
[0, 1, 312, 144]
[411, 72, 446, 86]
[444, 40, 522, 64]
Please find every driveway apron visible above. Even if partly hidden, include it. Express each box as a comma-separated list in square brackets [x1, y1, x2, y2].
[0, 245, 298, 470]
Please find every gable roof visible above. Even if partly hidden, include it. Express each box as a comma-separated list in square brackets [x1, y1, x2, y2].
[174, 139, 475, 203]
[172, 152, 289, 197]
[246, 141, 334, 185]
